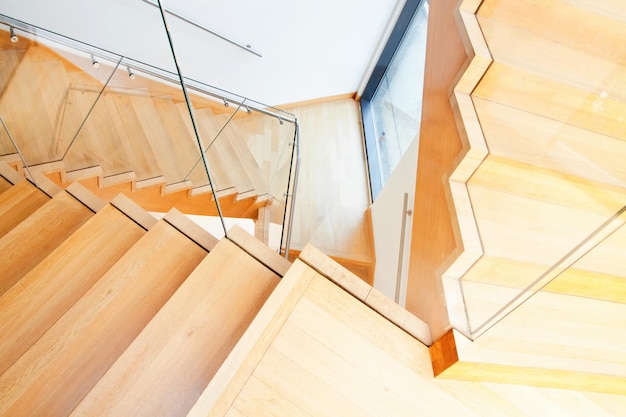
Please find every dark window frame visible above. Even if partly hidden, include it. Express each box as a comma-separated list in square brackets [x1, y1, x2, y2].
[361, 0, 427, 201]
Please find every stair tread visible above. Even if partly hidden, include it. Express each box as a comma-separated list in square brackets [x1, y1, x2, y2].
[69, 238, 280, 417]
[0, 48, 26, 104]
[0, 53, 72, 164]
[131, 95, 195, 184]
[0, 161, 24, 185]
[0, 176, 10, 194]
[0, 220, 208, 417]
[108, 92, 162, 180]
[196, 108, 260, 195]
[152, 96, 202, 176]
[0, 204, 147, 376]
[63, 90, 131, 177]
[0, 179, 50, 239]
[0, 190, 94, 296]
[228, 224, 291, 276]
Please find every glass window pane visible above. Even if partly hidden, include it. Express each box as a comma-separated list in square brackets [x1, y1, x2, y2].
[364, 0, 429, 197]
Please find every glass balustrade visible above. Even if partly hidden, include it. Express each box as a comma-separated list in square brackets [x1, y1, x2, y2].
[0, 17, 299, 256]
[0, 115, 21, 175]
[450, 116, 626, 339]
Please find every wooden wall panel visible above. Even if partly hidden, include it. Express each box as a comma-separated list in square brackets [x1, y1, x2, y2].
[429, 0, 626, 389]
[406, 0, 471, 340]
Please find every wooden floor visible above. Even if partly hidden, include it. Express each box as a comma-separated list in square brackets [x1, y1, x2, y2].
[0, 29, 374, 282]
[188, 248, 626, 417]
[282, 98, 374, 282]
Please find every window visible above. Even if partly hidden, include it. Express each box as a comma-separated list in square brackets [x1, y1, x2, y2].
[361, 0, 429, 200]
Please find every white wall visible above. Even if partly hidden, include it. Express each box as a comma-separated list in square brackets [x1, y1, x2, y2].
[0, 0, 403, 106]
[370, 137, 419, 306]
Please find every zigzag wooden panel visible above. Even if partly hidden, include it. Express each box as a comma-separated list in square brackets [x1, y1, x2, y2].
[435, 0, 626, 391]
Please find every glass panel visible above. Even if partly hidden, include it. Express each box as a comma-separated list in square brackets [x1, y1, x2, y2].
[180, 81, 297, 248]
[0, 114, 20, 173]
[224, 98, 297, 253]
[64, 59, 201, 184]
[454, 124, 626, 338]
[0, 12, 299, 250]
[366, 0, 429, 194]
[0, 26, 119, 169]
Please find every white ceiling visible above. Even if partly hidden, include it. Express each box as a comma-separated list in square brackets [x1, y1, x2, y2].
[0, 0, 405, 106]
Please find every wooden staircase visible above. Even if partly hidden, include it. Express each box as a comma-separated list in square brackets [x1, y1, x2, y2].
[0, 162, 290, 417]
[0, 29, 289, 223]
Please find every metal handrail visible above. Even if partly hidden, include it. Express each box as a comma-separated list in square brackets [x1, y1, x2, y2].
[154, 0, 227, 236]
[0, 15, 294, 124]
[140, 0, 262, 57]
[0, 12, 300, 256]
[281, 120, 301, 259]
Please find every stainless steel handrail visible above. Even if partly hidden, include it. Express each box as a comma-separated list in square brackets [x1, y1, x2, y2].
[283, 119, 301, 259]
[155, 0, 228, 235]
[0, 15, 294, 124]
[395, 193, 411, 303]
[140, 0, 262, 58]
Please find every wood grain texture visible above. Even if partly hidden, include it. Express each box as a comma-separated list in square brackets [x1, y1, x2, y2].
[0, 177, 10, 195]
[195, 253, 626, 417]
[0, 220, 207, 417]
[188, 259, 315, 417]
[0, 179, 49, 238]
[0, 48, 72, 165]
[3, 34, 370, 279]
[435, 0, 626, 383]
[0, 162, 24, 185]
[286, 99, 373, 269]
[163, 207, 219, 252]
[227, 224, 291, 276]
[297, 244, 432, 344]
[0, 190, 93, 296]
[219, 271, 467, 417]
[0, 204, 145, 375]
[69, 239, 279, 417]
[406, 0, 470, 340]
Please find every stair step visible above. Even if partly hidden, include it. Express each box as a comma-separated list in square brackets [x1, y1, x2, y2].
[163, 179, 193, 195]
[108, 92, 161, 180]
[235, 188, 259, 201]
[0, 220, 209, 417]
[190, 183, 237, 198]
[0, 176, 10, 195]
[133, 174, 166, 191]
[100, 170, 136, 188]
[162, 208, 219, 252]
[0, 52, 72, 164]
[27, 160, 66, 180]
[0, 154, 22, 170]
[0, 203, 148, 376]
[69, 238, 281, 417]
[0, 48, 27, 100]
[0, 189, 95, 296]
[131, 94, 193, 184]
[0, 179, 50, 239]
[0, 161, 23, 185]
[152, 96, 202, 182]
[62, 89, 131, 175]
[228, 224, 291, 276]
[65, 165, 104, 183]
